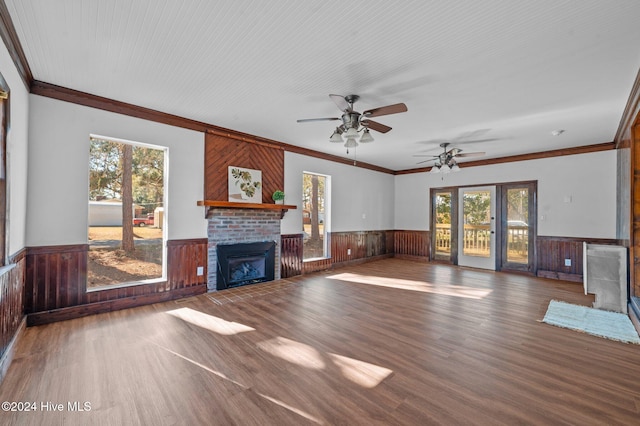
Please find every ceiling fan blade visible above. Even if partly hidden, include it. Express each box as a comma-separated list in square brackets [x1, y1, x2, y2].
[454, 129, 491, 141]
[453, 138, 499, 145]
[412, 154, 439, 157]
[416, 158, 437, 164]
[363, 103, 408, 118]
[329, 94, 349, 112]
[362, 119, 392, 133]
[456, 151, 485, 158]
[297, 117, 340, 123]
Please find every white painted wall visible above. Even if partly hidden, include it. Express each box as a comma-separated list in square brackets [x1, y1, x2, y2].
[23, 92, 618, 246]
[394, 149, 617, 239]
[27, 95, 206, 246]
[282, 152, 395, 234]
[0, 40, 30, 257]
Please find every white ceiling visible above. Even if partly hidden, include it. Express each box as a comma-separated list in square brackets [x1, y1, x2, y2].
[6, 0, 640, 171]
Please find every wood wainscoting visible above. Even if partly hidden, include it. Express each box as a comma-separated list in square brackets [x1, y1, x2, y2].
[393, 230, 430, 261]
[280, 234, 303, 278]
[25, 239, 208, 325]
[280, 230, 429, 277]
[536, 236, 622, 282]
[0, 249, 26, 383]
[331, 230, 394, 265]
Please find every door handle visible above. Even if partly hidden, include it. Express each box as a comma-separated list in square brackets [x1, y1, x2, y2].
[491, 231, 495, 234]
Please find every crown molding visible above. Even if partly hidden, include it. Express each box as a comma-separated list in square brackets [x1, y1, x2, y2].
[29, 81, 619, 176]
[394, 142, 615, 175]
[614, 67, 640, 149]
[31, 80, 396, 175]
[30, 80, 211, 133]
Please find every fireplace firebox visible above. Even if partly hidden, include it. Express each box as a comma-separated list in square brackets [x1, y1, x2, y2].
[216, 241, 276, 290]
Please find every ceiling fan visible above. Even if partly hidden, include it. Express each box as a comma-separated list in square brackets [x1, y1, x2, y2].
[414, 142, 485, 173]
[297, 94, 408, 150]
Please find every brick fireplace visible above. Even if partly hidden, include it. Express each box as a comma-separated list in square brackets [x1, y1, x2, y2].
[206, 207, 282, 291]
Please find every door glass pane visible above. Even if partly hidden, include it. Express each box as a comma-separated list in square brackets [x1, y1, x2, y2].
[506, 188, 529, 264]
[434, 192, 452, 257]
[462, 190, 491, 257]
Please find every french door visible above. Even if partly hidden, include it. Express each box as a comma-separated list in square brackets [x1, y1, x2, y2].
[457, 186, 496, 270]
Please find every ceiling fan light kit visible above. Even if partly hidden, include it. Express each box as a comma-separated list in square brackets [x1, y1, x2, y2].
[359, 129, 374, 143]
[424, 142, 485, 173]
[431, 162, 458, 174]
[298, 94, 407, 152]
[329, 128, 344, 142]
[344, 138, 358, 148]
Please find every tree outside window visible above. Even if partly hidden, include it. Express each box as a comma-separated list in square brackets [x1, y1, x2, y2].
[302, 172, 328, 260]
[87, 136, 166, 288]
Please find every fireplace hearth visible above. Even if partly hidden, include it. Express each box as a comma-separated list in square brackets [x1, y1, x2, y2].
[217, 241, 276, 290]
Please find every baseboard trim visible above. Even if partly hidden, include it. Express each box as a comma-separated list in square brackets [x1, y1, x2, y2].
[0, 317, 26, 385]
[537, 269, 583, 283]
[27, 285, 207, 326]
[394, 254, 430, 263]
[331, 253, 393, 269]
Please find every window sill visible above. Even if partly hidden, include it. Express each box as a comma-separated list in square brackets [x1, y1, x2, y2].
[86, 277, 166, 293]
[303, 257, 331, 263]
[0, 263, 16, 278]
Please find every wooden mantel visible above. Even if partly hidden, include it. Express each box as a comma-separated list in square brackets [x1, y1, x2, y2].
[197, 200, 297, 218]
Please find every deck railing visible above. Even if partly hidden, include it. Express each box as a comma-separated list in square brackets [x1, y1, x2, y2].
[435, 224, 528, 261]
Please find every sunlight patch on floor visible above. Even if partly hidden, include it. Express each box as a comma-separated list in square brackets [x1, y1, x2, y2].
[327, 272, 492, 299]
[257, 337, 394, 388]
[166, 307, 255, 335]
[328, 353, 393, 388]
[257, 337, 326, 369]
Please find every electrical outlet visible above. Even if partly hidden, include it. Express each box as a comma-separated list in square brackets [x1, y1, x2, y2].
[347, 248, 351, 256]
[197, 266, 204, 276]
[564, 259, 571, 267]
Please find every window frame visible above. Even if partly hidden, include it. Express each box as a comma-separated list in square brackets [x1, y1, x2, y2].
[0, 72, 9, 266]
[302, 171, 331, 261]
[87, 134, 168, 290]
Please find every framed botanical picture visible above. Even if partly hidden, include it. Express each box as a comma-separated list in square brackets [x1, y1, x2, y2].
[228, 166, 262, 203]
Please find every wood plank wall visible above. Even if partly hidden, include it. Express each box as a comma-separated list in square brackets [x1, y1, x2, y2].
[536, 236, 622, 282]
[280, 231, 625, 284]
[167, 238, 208, 289]
[0, 250, 25, 365]
[394, 230, 430, 261]
[25, 239, 208, 325]
[25, 244, 87, 312]
[281, 234, 303, 278]
[330, 231, 394, 264]
[280, 230, 427, 277]
[205, 132, 284, 203]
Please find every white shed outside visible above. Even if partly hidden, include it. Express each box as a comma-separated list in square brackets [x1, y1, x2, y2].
[88, 201, 123, 226]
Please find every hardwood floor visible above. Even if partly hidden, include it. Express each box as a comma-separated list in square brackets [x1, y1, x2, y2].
[1, 258, 639, 425]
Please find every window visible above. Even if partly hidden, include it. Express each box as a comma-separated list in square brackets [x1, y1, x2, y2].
[87, 135, 166, 288]
[302, 172, 329, 260]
